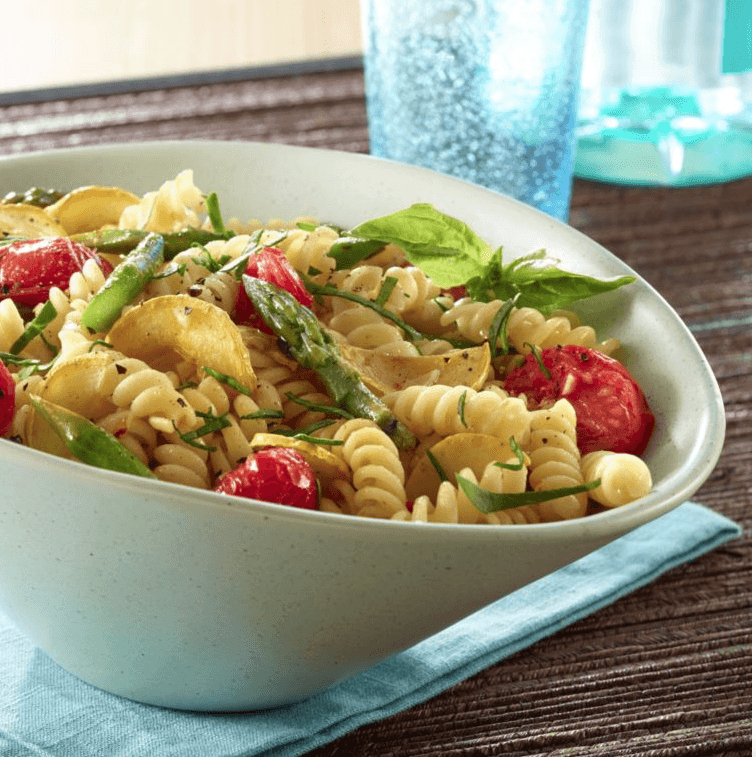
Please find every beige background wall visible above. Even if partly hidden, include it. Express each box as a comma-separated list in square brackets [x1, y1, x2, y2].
[5, 0, 364, 94]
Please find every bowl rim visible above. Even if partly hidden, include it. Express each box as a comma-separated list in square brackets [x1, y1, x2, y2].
[0, 139, 727, 540]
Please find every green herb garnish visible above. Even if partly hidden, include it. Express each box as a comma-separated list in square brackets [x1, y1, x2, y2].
[426, 449, 450, 482]
[9, 300, 58, 355]
[202, 366, 251, 396]
[350, 204, 635, 312]
[494, 438, 527, 471]
[457, 476, 601, 514]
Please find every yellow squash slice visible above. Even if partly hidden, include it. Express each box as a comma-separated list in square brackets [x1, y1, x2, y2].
[405, 433, 521, 503]
[24, 352, 119, 456]
[0, 204, 67, 238]
[107, 294, 257, 395]
[45, 186, 141, 235]
[338, 343, 491, 396]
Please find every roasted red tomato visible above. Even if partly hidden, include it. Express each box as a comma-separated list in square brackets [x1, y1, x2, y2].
[503, 344, 655, 455]
[441, 284, 467, 300]
[213, 447, 318, 509]
[234, 246, 313, 327]
[0, 237, 113, 307]
[0, 358, 15, 437]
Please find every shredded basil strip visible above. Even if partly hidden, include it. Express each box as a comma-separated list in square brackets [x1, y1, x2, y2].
[375, 276, 398, 307]
[270, 419, 338, 438]
[239, 408, 285, 421]
[433, 296, 452, 313]
[0, 351, 57, 378]
[218, 230, 289, 279]
[457, 391, 468, 428]
[494, 438, 526, 470]
[303, 277, 424, 341]
[205, 192, 230, 237]
[150, 261, 186, 281]
[9, 300, 57, 355]
[524, 342, 552, 379]
[285, 433, 344, 446]
[426, 449, 449, 483]
[303, 277, 477, 349]
[88, 340, 113, 352]
[202, 366, 251, 396]
[192, 247, 232, 273]
[457, 476, 601, 514]
[487, 297, 516, 358]
[174, 411, 232, 450]
[284, 391, 354, 419]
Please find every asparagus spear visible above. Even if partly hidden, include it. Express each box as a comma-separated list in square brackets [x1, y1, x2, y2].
[80, 232, 164, 334]
[1, 187, 65, 208]
[29, 395, 156, 478]
[70, 227, 230, 260]
[242, 276, 417, 451]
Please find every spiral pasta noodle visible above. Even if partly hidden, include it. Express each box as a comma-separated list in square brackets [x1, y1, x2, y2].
[329, 418, 407, 518]
[438, 297, 509, 344]
[152, 433, 212, 489]
[275, 225, 339, 282]
[118, 169, 206, 232]
[526, 399, 587, 521]
[326, 305, 407, 351]
[507, 307, 620, 356]
[384, 384, 531, 446]
[580, 450, 652, 507]
[95, 355, 197, 435]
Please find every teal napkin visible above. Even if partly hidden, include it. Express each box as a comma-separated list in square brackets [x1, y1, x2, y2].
[0, 502, 741, 757]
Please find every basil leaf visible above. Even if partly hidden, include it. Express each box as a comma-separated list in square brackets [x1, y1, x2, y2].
[350, 205, 634, 313]
[457, 474, 601, 514]
[495, 250, 635, 312]
[239, 408, 284, 421]
[351, 203, 492, 288]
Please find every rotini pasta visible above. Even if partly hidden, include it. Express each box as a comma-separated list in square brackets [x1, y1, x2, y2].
[526, 399, 588, 521]
[118, 169, 206, 232]
[384, 384, 531, 446]
[580, 451, 653, 507]
[507, 306, 620, 356]
[0, 169, 654, 527]
[330, 418, 407, 518]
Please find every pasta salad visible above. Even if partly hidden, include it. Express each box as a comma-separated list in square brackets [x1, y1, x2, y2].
[0, 170, 655, 525]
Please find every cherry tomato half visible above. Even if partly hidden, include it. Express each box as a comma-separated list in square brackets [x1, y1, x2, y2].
[503, 345, 655, 455]
[0, 358, 15, 437]
[234, 246, 313, 328]
[213, 447, 318, 509]
[0, 237, 113, 307]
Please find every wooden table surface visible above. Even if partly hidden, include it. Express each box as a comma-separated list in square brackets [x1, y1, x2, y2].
[1, 61, 751, 756]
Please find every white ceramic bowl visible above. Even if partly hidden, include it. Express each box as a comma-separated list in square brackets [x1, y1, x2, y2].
[0, 141, 725, 711]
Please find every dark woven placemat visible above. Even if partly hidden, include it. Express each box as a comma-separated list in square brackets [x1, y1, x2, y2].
[1, 64, 751, 756]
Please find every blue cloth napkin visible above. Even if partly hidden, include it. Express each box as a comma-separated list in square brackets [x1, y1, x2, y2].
[0, 502, 741, 757]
